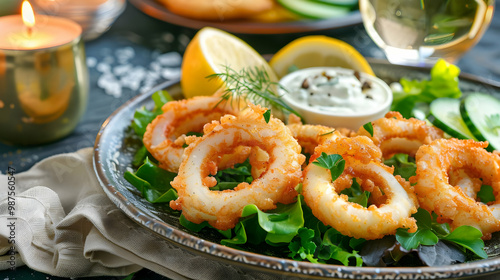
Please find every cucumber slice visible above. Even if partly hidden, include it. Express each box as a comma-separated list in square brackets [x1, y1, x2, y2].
[428, 97, 477, 140]
[277, 0, 351, 19]
[460, 93, 500, 151]
[309, 0, 358, 8]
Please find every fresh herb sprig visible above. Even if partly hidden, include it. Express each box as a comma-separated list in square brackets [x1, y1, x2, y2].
[362, 122, 374, 137]
[288, 208, 364, 266]
[312, 153, 371, 205]
[209, 65, 303, 120]
[313, 152, 345, 182]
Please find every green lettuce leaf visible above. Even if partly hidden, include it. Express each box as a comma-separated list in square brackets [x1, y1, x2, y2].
[179, 214, 210, 232]
[220, 222, 248, 247]
[384, 153, 417, 180]
[396, 208, 486, 259]
[440, 226, 487, 259]
[396, 208, 439, 250]
[240, 197, 304, 244]
[288, 197, 364, 266]
[391, 59, 461, 118]
[477, 185, 496, 204]
[320, 228, 363, 266]
[339, 178, 370, 208]
[132, 145, 149, 167]
[210, 159, 252, 191]
[396, 228, 439, 250]
[124, 157, 178, 203]
[132, 90, 173, 137]
[179, 215, 231, 238]
[131, 107, 157, 137]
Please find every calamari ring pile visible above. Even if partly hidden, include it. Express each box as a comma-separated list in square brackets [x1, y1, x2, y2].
[358, 111, 444, 158]
[170, 104, 305, 231]
[302, 136, 418, 240]
[414, 138, 500, 238]
[141, 93, 500, 242]
[143, 96, 238, 172]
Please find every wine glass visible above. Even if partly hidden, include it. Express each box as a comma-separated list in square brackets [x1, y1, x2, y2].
[359, 0, 495, 66]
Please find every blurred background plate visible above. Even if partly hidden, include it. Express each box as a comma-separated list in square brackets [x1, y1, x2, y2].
[129, 0, 362, 34]
[93, 59, 500, 279]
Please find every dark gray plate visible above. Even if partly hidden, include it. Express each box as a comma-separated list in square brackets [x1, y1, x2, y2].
[129, 0, 361, 34]
[93, 59, 500, 279]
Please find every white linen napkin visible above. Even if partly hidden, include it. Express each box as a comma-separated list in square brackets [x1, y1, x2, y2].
[0, 148, 281, 280]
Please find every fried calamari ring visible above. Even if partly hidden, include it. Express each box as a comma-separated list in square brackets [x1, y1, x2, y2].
[287, 123, 340, 156]
[414, 138, 500, 238]
[302, 136, 418, 240]
[170, 104, 305, 230]
[287, 114, 355, 139]
[143, 96, 238, 172]
[358, 111, 444, 158]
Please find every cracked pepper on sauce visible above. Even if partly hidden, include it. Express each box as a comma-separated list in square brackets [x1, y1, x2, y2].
[283, 69, 386, 115]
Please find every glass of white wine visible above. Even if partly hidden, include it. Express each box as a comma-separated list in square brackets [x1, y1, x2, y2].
[359, 0, 495, 66]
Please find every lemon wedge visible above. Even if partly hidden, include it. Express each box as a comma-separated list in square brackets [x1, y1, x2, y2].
[181, 27, 277, 99]
[269, 35, 374, 78]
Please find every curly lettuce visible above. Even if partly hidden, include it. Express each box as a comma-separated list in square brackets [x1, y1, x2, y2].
[391, 59, 461, 118]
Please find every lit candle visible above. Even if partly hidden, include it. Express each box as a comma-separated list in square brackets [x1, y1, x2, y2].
[22, 0, 35, 37]
[0, 1, 89, 145]
[0, 1, 82, 50]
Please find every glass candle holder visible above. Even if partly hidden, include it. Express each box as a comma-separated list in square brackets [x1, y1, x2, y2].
[0, 14, 88, 145]
[31, 0, 126, 41]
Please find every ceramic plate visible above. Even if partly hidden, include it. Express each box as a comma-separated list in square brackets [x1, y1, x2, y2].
[94, 59, 500, 279]
[129, 0, 361, 34]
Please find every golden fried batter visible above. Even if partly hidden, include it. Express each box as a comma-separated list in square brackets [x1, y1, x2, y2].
[414, 138, 500, 239]
[358, 111, 444, 159]
[302, 136, 418, 240]
[170, 104, 304, 230]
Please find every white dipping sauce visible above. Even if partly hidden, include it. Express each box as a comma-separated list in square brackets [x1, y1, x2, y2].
[283, 68, 386, 115]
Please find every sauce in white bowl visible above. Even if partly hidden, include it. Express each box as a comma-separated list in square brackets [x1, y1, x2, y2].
[279, 67, 392, 130]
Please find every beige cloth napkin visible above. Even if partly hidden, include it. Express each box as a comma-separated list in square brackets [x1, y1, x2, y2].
[0, 148, 281, 280]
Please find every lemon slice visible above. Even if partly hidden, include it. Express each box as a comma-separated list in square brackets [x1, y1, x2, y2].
[181, 27, 277, 99]
[269, 35, 374, 78]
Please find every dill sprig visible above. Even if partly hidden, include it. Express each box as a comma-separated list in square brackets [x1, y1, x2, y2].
[208, 65, 302, 119]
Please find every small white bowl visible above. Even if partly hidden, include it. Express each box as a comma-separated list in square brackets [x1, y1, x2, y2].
[278, 67, 392, 131]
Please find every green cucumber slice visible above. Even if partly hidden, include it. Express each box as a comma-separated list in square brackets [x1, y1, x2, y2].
[460, 93, 500, 151]
[428, 97, 477, 140]
[309, 0, 358, 8]
[277, 0, 351, 19]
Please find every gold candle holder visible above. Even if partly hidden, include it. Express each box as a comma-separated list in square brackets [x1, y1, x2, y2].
[0, 8, 88, 145]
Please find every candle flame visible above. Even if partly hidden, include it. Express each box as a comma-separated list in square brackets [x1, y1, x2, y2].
[22, 1, 36, 28]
